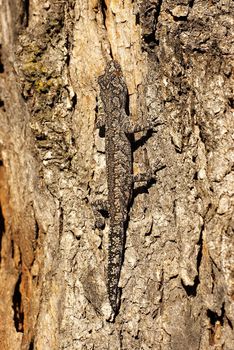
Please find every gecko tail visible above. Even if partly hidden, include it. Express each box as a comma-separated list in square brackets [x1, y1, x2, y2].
[108, 284, 121, 316]
[107, 224, 125, 317]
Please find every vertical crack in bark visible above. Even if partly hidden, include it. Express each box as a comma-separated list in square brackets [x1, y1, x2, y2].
[0, 203, 5, 263]
[30, 215, 39, 267]
[228, 97, 234, 108]
[11, 239, 15, 259]
[59, 205, 64, 240]
[0, 44, 4, 73]
[13, 273, 24, 332]
[181, 224, 204, 297]
[29, 339, 34, 350]
[188, 0, 195, 9]
[100, 0, 107, 30]
[98, 0, 114, 59]
[155, 0, 163, 24]
[35, 218, 39, 241]
[0, 45, 4, 108]
[0, 157, 5, 264]
[20, 0, 29, 27]
[135, 12, 140, 25]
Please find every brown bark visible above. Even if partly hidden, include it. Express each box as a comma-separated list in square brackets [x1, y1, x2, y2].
[0, 1, 233, 349]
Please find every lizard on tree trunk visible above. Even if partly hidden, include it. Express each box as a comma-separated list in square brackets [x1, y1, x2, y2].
[94, 60, 162, 321]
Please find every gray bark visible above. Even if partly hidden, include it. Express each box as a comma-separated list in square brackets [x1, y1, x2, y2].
[0, 0, 233, 349]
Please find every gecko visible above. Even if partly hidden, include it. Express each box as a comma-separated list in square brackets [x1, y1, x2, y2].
[94, 60, 162, 320]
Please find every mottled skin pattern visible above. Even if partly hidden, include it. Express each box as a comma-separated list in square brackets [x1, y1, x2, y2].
[96, 60, 160, 319]
[97, 61, 132, 318]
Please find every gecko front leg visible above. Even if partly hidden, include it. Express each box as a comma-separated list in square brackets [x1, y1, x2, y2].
[95, 87, 107, 129]
[123, 115, 161, 134]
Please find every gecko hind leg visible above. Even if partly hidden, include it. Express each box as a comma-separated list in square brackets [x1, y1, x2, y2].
[123, 117, 162, 134]
[92, 199, 109, 228]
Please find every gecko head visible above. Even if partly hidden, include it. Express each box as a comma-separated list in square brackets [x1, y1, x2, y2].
[98, 60, 123, 91]
[107, 60, 121, 74]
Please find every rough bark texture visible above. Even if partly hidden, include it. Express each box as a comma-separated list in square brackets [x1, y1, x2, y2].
[0, 0, 233, 349]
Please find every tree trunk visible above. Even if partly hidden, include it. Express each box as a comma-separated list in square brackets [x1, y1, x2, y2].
[0, 1, 233, 349]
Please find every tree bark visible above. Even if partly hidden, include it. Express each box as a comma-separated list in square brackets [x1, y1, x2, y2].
[0, 0, 233, 349]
